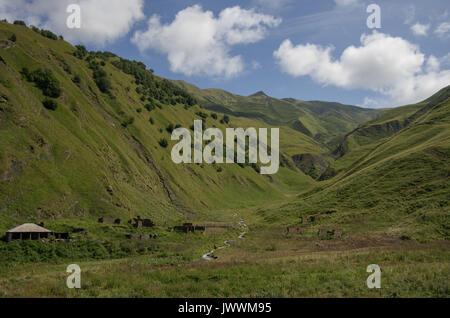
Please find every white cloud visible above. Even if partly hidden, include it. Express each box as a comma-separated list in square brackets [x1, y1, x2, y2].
[131, 5, 281, 78]
[274, 31, 450, 106]
[334, 0, 359, 7]
[411, 23, 430, 36]
[0, 0, 144, 46]
[434, 22, 450, 37]
[440, 53, 450, 67]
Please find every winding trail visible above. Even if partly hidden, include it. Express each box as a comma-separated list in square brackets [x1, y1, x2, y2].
[201, 216, 247, 261]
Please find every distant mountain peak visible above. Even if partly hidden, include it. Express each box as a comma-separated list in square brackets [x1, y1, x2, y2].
[250, 91, 268, 97]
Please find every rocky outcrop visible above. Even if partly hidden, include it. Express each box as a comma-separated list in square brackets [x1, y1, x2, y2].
[292, 153, 330, 179]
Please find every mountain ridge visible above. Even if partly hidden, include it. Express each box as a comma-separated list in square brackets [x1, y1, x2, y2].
[171, 79, 382, 149]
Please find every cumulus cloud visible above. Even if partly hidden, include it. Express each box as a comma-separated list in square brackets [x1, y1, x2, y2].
[441, 53, 450, 67]
[0, 0, 144, 46]
[434, 22, 450, 37]
[411, 23, 430, 36]
[274, 32, 450, 106]
[131, 5, 281, 78]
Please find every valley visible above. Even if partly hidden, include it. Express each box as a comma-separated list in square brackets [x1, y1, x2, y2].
[0, 20, 448, 298]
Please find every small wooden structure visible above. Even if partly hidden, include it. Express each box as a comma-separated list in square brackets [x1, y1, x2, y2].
[6, 223, 52, 242]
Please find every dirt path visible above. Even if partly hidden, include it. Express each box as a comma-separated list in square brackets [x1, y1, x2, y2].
[201, 215, 247, 261]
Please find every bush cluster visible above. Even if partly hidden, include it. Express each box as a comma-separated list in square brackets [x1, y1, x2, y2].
[22, 67, 61, 98]
[159, 138, 168, 148]
[42, 98, 58, 110]
[111, 58, 196, 107]
[40, 29, 58, 40]
[121, 116, 134, 128]
[0, 240, 157, 265]
[73, 45, 88, 59]
[220, 115, 230, 124]
[88, 60, 111, 94]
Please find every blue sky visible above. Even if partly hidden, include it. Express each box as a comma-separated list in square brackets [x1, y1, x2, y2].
[1, 0, 449, 107]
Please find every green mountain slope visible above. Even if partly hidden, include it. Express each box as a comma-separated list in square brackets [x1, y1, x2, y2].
[173, 80, 381, 149]
[1, 20, 447, 243]
[0, 21, 316, 226]
[260, 86, 449, 240]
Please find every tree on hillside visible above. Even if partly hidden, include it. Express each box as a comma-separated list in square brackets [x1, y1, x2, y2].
[159, 138, 168, 148]
[22, 68, 61, 98]
[73, 45, 88, 59]
[42, 98, 58, 110]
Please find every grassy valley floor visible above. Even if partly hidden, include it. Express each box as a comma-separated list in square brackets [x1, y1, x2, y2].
[0, 207, 448, 298]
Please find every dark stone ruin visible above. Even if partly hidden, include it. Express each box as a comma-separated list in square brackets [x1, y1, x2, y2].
[318, 227, 343, 238]
[286, 225, 303, 235]
[129, 216, 154, 229]
[174, 223, 205, 233]
[98, 217, 121, 224]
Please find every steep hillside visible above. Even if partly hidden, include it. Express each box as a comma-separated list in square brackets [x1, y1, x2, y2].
[332, 86, 450, 169]
[260, 86, 449, 240]
[0, 21, 316, 226]
[1, 20, 447, 242]
[285, 99, 382, 148]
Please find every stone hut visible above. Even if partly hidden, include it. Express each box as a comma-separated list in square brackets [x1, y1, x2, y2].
[125, 233, 158, 240]
[53, 232, 71, 240]
[142, 219, 154, 227]
[286, 225, 302, 235]
[6, 223, 52, 242]
[129, 216, 154, 228]
[132, 218, 143, 229]
[71, 226, 88, 235]
[174, 223, 195, 233]
[98, 217, 121, 224]
[318, 227, 343, 238]
[308, 215, 320, 222]
[194, 225, 206, 232]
